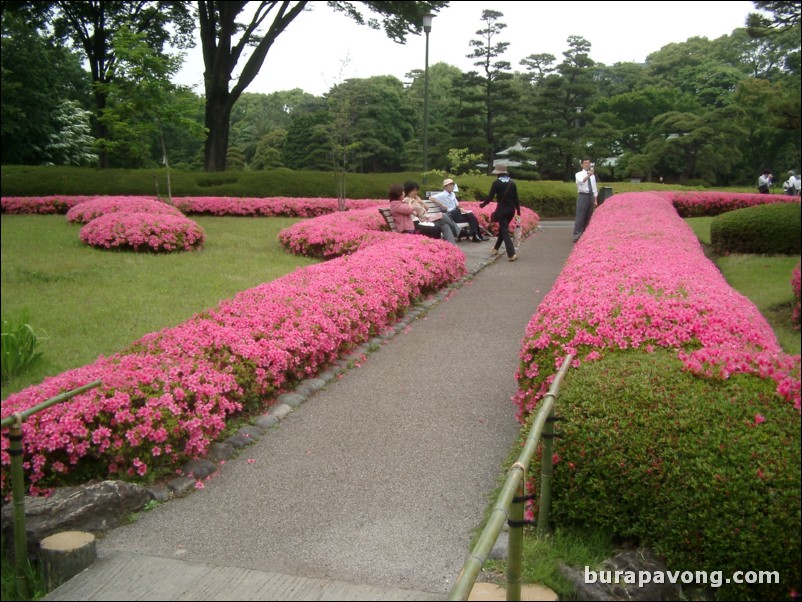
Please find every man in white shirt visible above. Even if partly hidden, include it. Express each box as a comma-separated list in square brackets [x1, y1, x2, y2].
[430, 178, 487, 242]
[784, 170, 800, 196]
[573, 159, 597, 243]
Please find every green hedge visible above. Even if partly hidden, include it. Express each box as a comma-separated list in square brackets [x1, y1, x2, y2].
[549, 350, 800, 601]
[710, 202, 802, 255]
[2, 165, 715, 219]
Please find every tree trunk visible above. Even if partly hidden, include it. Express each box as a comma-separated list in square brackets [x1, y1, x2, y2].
[204, 93, 233, 172]
[94, 89, 110, 170]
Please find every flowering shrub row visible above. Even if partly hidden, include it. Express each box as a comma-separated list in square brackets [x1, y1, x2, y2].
[66, 197, 184, 224]
[793, 262, 801, 329]
[667, 190, 797, 217]
[277, 202, 540, 259]
[172, 196, 382, 217]
[515, 191, 801, 421]
[79, 213, 206, 253]
[0, 236, 465, 494]
[1, 195, 98, 214]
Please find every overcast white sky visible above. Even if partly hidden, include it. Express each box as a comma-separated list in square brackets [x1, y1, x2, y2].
[175, 0, 757, 96]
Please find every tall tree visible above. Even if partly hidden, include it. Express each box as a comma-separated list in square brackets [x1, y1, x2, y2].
[402, 61, 464, 172]
[529, 36, 597, 180]
[230, 89, 322, 164]
[47, 1, 195, 168]
[463, 9, 517, 173]
[97, 25, 205, 199]
[637, 107, 746, 184]
[747, 1, 801, 37]
[197, 1, 448, 172]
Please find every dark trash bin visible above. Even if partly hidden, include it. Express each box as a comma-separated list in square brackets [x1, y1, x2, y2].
[598, 186, 613, 204]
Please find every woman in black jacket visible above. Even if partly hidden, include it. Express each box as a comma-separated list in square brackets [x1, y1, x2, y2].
[480, 164, 521, 261]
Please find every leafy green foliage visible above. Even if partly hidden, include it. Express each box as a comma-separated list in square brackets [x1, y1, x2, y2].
[0, 10, 91, 166]
[710, 202, 801, 255]
[1, 312, 46, 383]
[548, 350, 801, 600]
[43, 101, 97, 166]
[0, 543, 47, 602]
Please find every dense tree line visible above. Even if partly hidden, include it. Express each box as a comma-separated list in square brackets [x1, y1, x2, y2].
[1, 1, 799, 185]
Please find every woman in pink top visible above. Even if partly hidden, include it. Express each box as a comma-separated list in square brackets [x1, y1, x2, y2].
[388, 183, 419, 233]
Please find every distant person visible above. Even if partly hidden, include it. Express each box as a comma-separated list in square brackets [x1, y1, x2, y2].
[783, 171, 800, 197]
[480, 164, 520, 261]
[573, 158, 597, 243]
[403, 180, 458, 244]
[430, 179, 487, 243]
[758, 169, 773, 194]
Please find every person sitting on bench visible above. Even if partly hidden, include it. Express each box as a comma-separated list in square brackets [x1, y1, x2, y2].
[388, 183, 418, 234]
[430, 178, 487, 243]
[404, 180, 458, 244]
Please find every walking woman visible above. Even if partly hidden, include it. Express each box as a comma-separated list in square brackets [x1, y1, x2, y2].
[480, 164, 521, 261]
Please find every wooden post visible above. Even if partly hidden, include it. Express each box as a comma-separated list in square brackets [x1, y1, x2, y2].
[39, 531, 97, 592]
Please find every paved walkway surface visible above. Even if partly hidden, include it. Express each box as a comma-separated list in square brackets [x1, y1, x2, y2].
[44, 223, 574, 601]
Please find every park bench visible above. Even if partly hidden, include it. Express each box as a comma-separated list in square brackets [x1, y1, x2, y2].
[378, 207, 474, 241]
[425, 192, 492, 240]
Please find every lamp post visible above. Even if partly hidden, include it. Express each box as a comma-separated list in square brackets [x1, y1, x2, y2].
[422, 12, 434, 186]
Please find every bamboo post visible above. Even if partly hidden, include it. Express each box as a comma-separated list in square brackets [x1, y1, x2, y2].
[1, 380, 101, 599]
[507, 471, 525, 602]
[9, 415, 29, 598]
[537, 409, 555, 539]
[40, 531, 97, 592]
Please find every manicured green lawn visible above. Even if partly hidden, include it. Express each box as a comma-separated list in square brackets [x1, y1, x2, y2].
[686, 217, 800, 355]
[1, 215, 317, 398]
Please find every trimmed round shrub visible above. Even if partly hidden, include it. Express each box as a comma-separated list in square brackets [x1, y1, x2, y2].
[79, 212, 205, 252]
[710, 202, 801, 255]
[66, 196, 184, 224]
[546, 350, 800, 601]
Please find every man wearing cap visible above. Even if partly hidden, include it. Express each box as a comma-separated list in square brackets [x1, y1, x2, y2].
[430, 178, 487, 242]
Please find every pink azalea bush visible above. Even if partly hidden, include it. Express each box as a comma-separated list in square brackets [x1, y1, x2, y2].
[173, 196, 382, 217]
[278, 207, 390, 258]
[66, 196, 184, 224]
[79, 213, 206, 252]
[1, 235, 465, 495]
[667, 190, 797, 217]
[515, 191, 801, 420]
[793, 262, 801, 329]
[1, 195, 98, 215]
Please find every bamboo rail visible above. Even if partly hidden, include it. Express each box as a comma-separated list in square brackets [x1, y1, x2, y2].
[448, 356, 573, 601]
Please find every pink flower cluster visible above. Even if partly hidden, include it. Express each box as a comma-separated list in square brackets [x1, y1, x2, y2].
[792, 262, 801, 329]
[1, 195, 98, 214]
[1, 231, 465, 494]
[515, 191, 801, 421]
[66, 197, 184, 224]
[667, 190, 797, 217]
[79, 213, 206, 252]
[173, 196, 383, 217]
